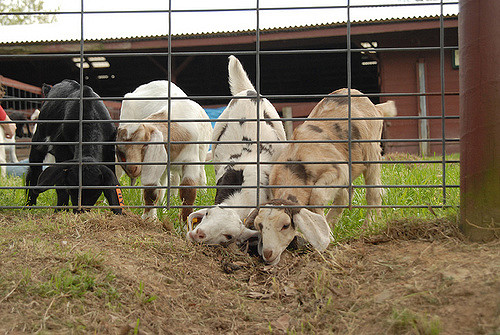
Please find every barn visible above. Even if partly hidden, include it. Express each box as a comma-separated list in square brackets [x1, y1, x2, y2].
[1, 14, 458, 155]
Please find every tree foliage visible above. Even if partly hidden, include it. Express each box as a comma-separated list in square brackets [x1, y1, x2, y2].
[0, 0, 57, 25]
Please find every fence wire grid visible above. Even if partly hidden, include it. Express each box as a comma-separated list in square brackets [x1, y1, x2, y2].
[0, 1, 460, 224]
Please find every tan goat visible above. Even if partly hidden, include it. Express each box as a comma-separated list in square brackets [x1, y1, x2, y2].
[245, 88, 397, 265]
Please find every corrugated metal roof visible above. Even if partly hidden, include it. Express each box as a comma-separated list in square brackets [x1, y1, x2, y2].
[0, 14, 457, 46]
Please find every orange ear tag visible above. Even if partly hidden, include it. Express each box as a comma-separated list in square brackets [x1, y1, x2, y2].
[115, 186, 125, 208]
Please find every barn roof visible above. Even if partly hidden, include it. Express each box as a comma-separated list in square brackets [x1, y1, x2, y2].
[0, 14, 458, 46]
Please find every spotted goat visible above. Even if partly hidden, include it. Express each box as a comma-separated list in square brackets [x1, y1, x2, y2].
[186, 55, 287, 246]
[245, 89, 397, 265]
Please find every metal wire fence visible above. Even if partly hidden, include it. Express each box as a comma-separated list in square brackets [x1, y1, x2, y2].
[0, 1, 459, 222]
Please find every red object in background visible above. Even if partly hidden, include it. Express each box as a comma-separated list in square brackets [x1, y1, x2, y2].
[0, 105, 6, 121]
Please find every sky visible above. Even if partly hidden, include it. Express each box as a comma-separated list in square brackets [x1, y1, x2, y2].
[0, 0, 458, 43]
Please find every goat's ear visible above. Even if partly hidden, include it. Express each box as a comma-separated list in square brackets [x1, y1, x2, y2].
[42, 83, 52, 98]
[98, 165, 124, 214]
[187, 208, 208, 231]
[293, 209, 332, 251]
[35, 166, 66, 194]
[238, 227, 260, 243]
[140, 126, 167, 186]
[244, 208, 260, 229]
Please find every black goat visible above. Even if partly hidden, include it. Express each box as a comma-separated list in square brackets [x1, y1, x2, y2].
[26, 79, 123, 214]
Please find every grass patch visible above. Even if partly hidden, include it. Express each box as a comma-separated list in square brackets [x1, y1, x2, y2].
[15, 250, 119, 300]
[331, 154, 459, 241]
[389, 308, 442, 335]
[1, 155, 459, 240]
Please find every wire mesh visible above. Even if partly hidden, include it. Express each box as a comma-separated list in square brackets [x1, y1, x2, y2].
[0, 1, 459, 222]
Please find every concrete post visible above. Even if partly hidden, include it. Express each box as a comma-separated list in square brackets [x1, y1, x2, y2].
[459, 0, 500, 240]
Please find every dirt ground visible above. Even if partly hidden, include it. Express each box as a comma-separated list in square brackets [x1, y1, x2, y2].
[0, 212, 499, 334]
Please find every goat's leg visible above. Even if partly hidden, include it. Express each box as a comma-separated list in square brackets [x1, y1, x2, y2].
[309, 165, 348, 216]
[26, 143, 50, 206]
[178, 162, 201, 224]
[6, 138, 19, 163]
[78, 190, 106, 213]
[179, 176, 196, 224]
[326, 188, 348, 229]
[141, 156, 167, 221]
[56, 189, 70, 212]
[363, 161, 383, 225]
[169, 172, 180, 197]
[141, 185, 160, 220]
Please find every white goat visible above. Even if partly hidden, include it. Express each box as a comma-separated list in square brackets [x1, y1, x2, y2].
[0, 126, 18, 176]
[116, 80, 212, 222]
[245, 89, 397, 265]
[186, 55, 287, 246]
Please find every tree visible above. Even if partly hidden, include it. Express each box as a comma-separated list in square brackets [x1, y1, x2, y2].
[0, 0, 57, 25]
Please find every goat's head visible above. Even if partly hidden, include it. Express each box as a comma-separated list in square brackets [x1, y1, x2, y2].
[186, 206, 259, 246]
[116, 123, 165, 180]
[245, 200, 332, 265]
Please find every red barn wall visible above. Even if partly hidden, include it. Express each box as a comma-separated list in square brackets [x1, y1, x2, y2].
[379, 48, 459, 156]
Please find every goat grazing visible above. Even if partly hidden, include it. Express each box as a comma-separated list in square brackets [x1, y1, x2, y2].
[116, 80, 212, 222]
[245, 89, 397, 265]
[26, 79, 123, 214]
[186, 55, 287, 246]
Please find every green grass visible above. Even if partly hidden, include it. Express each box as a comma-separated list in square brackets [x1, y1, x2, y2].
[0, 155, 459, 240]
[389, 308, 442, 335]
[332, 154, 460, 240]
[4, 250, 120, 301]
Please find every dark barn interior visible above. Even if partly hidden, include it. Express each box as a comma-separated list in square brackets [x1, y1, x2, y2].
[0, 39, 379, 107]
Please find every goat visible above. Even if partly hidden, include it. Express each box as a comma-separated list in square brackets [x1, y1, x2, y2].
[245, 88, 397, 265]
[116, 80, 212, 222]
[25, 79, 123, 214]
[186, 55, 287, 246]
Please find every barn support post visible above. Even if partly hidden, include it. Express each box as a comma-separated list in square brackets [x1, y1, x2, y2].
[459, 0, 500, 240]
[416, 59, 429, 157]
[282, 107, 294, 139]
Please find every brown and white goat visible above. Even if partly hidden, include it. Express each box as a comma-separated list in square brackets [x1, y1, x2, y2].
[245, 88, 397, 265]
[116, 80, 212, 222]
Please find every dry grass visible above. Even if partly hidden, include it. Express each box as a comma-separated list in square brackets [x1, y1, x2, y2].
[0, 212, 499, 334]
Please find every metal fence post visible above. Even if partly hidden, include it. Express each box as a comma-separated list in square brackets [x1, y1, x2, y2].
[459, 0, 500, 240]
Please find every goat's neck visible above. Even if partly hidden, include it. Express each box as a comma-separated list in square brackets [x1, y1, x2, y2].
[270, 167, 312, 206]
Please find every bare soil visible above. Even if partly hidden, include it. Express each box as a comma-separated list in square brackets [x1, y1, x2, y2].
[0, 212, 499, 334]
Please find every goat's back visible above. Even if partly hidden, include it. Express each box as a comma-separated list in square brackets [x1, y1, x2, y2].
[212, 92, 286, 179]
[120, 80, 188, 121]
[296, 88, 385, 156]
[35, 79, 116, 161]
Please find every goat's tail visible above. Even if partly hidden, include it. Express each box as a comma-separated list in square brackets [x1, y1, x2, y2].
[375, 100, 397, 118]
[228, 55, 256, 96]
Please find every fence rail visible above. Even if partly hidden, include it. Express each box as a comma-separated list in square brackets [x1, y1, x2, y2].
[0, 1, 459, 223]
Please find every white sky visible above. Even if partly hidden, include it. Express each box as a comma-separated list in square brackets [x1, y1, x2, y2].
[0, 0, 458, 43]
